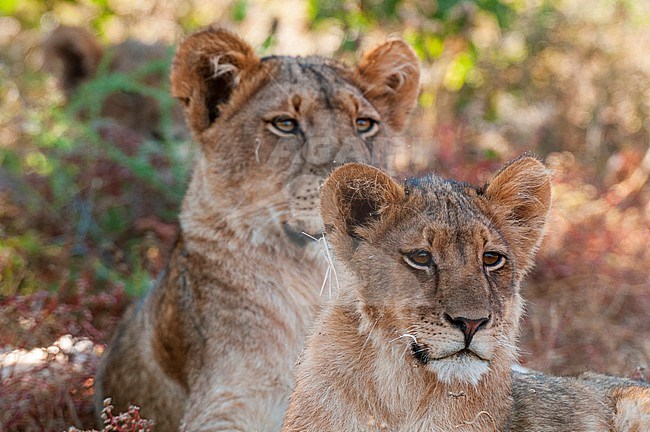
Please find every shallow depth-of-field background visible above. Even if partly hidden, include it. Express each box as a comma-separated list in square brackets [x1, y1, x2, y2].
[1, 0, 649, 430]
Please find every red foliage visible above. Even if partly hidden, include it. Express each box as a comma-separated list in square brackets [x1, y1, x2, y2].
[0, 286, 130, 431]
[69, 399, 154, 432]
[0, 286, 127, 349]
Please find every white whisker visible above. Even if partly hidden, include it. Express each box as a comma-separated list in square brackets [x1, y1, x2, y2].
[254, 138, 261, 163]
[301, 232, 320, 242]
[389, 333, 418, 344]
[301, 232, 340, 298]
[319, 266, 331, 296]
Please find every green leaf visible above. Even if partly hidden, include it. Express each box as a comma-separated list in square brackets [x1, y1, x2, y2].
[0, 0, 19, 15]
[231, 0, 248, 23]
[101, 207, 128, 234]
[444, 50, 476, 92]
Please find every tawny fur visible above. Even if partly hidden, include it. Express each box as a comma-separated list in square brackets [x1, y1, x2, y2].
[282, 158, 650, 431]
[94, 27, 420, 432]
[510, 370, 650, 431]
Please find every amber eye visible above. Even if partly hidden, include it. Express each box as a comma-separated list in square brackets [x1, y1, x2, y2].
[405, 250, 433, 269]
[271, 117, 300, 134]
[483, 252, 506, 270]
[356, 117, 378, 135]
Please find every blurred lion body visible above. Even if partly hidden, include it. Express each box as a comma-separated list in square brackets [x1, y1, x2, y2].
[94, 28, 420, 431]
[282, 159, 650, 431]
[44, 25, 187, 138]
[43, 26, 188, 235]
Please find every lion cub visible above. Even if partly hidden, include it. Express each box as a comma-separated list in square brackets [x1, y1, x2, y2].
[94, 27, 420, 431]
[282, 158, 650, 431]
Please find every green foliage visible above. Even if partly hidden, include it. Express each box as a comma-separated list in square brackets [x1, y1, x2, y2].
[0, 44, 187, 296]
[0, 0, 18, 15]
[306, 0, 516, 105]
[444, 49, 476, 91]
[309, 0, 514, 46]
[231, 0, 248, 22]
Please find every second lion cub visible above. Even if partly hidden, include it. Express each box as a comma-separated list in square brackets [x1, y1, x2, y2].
[282, 158, 650, 431]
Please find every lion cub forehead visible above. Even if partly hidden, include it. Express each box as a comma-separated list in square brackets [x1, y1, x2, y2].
[407, 175, 483, 218]
[392, 175, 498, 246]
[262, 54, 348, 70]
[263, 56, 360, 90]
[258, 58, 376, 116]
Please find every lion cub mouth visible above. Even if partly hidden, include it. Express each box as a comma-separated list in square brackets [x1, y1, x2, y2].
[410, 342, 431, 365]
[410, 344, 486, 365]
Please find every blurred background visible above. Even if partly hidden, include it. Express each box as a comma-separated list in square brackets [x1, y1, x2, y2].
[1, 0, 649, 430]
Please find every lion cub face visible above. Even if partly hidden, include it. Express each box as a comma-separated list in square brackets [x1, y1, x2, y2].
[321, 158, 551, 386]
[170, 28, 420, 241]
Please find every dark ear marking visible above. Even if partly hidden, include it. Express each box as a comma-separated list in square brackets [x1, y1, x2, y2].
[205, 79, 231, 123]
[170, 27, 260, 134]
[204, 55, 240, 123]
[320, 163, 405, 243]
[343, 190, 383, 238]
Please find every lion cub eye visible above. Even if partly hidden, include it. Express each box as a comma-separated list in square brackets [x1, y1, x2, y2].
[271, 116, 300, 134]
[405, 250, 433, 269]
[356, 117, 378, 136]
[483, 252, 506, 271]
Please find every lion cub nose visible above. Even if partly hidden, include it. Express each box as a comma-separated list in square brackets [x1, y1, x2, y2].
[444, 314, 490, 347]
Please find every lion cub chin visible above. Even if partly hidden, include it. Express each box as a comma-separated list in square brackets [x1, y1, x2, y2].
[282, 158, 650, 432]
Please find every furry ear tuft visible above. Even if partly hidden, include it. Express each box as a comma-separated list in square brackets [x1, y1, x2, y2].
[320, 163, 405, 242]
[483, 156, 552, 275]
[43, 26, 104, 98]
[170, 27, 259, 134]
[356, 39, 420, 132]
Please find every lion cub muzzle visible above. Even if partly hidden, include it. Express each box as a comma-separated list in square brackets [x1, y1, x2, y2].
[444, 314, 491, 348]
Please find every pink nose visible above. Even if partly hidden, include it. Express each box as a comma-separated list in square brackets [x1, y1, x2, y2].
[445, 314, 490, 347]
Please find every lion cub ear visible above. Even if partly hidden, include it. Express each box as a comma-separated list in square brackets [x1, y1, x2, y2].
[43, 26, 104, 99]
[321, 163, 405, 246]
[356, 39, 420, 132]
[483, 156, 552, 275]
[170, 27, 259, 134]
